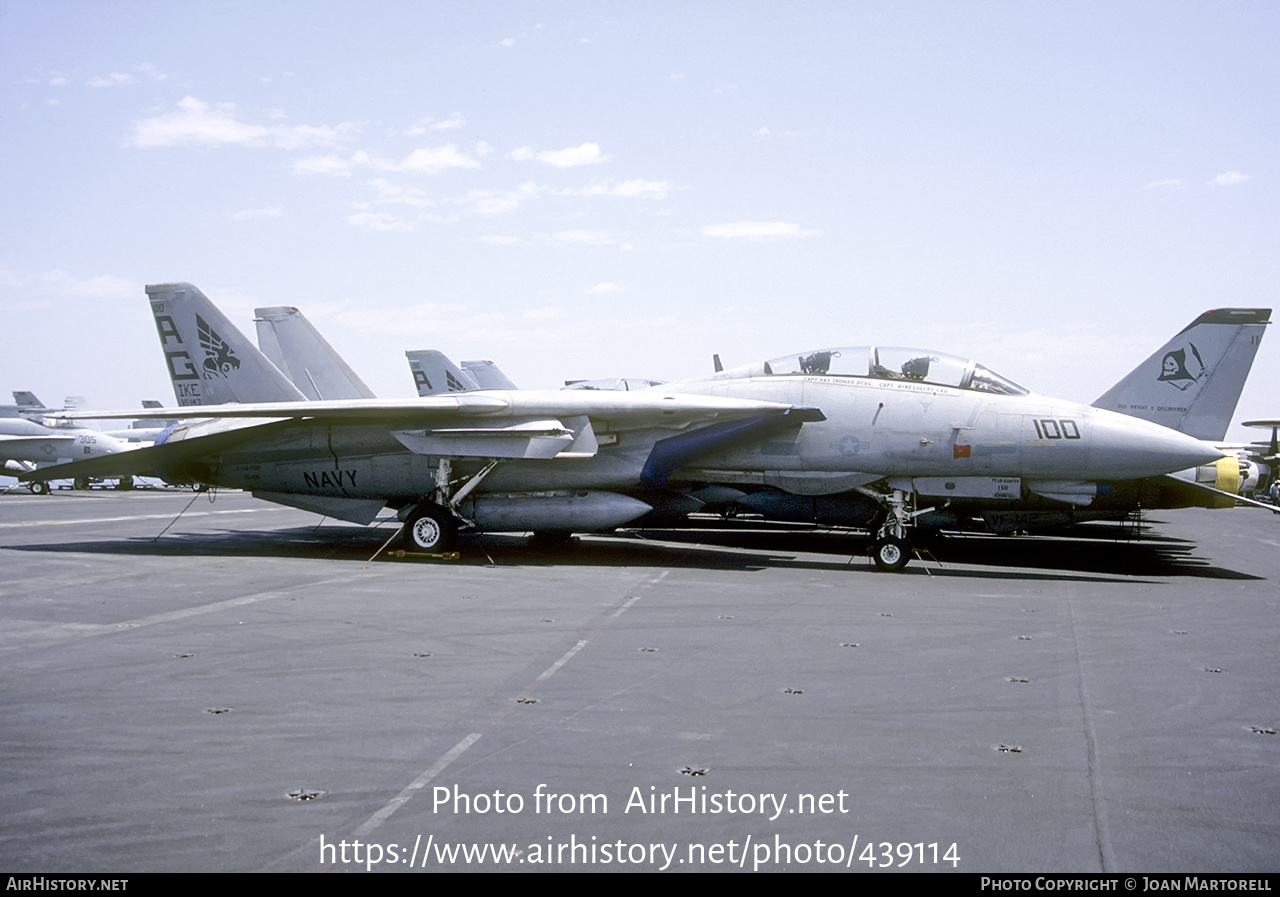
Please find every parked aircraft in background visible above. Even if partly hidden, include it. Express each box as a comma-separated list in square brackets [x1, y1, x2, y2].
[406, 349, 661, 397]
[24, 282, 1226, 570]
[1242, 420, 1280, 500]
[0, 413, 138, 493]
[406, 349, 516, 396]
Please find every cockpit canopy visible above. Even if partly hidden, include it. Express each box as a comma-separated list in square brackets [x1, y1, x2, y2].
[741, 346, 1028, 396]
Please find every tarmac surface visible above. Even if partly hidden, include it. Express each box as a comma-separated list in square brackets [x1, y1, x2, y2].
[0, 487, 1277, 873]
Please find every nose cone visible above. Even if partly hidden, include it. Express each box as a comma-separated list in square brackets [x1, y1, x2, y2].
[1087, 410, 1225, 480]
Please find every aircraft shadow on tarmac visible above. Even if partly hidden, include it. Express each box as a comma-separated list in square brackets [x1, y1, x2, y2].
[609, 518, 1262, 581]
[7, 515, 1261, 582]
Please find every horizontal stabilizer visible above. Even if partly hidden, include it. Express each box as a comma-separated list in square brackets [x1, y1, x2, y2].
[252, 491, 386, 525]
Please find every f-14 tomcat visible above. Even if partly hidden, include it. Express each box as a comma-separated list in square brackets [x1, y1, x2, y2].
[27, 283, 1235, 571]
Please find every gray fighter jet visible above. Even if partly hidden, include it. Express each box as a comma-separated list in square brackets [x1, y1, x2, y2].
[0, 412, 137, 493]
[28, 283, 1226, 571]
[700, 308, 1272, 539]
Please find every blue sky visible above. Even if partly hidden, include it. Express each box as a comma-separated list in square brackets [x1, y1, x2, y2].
[2, 1, 1277, 441]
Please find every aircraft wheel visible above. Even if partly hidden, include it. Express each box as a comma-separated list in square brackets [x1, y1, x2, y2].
[28, 481, 50, 495]
[404, 503, 457, 552]
[115, 476, 134, 491]
[73, 477, 90, 490]
[872, 536, 911, 573]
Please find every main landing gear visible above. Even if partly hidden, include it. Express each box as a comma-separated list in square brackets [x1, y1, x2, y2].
[404, 502, 457, 552]
[399, 458, 499, 553]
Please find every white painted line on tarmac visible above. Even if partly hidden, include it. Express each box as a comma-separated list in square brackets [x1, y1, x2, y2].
[0, 508, 291, 528]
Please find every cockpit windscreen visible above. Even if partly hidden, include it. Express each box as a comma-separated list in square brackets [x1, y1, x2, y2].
[760, 346, 1028, 395]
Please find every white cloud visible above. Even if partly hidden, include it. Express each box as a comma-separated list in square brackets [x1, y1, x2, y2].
[398, 145, 481, 174]
[231, 207, 283, 221]
[135, 63, 167, 81]
[1212, 171, 1249, 186]
[480, 235, 525, 245]
[1144, 178, 1182, 189]
[131, 96, 356, 150]
[463, 182, 541, 214]
[538, 142, 607, 168]
[606, 178, 670, 199]
[508, 146, 536, 161]
[89, 72, 136, 88]
[700, 220, 820, 240]
[588, 282, 623, 294]
[347, 210, 415, 232]
[405, 113, 466, 135]
[88, 63, 166, 88]
[272, 122, 360, 150]
[132, 97, 266, 147]
[294, 151, 366, 176]
[499, 37, 516, 48]
[294, 145, 478, 177]
[368, 179, 435, 208]
[569, 179, 670, 199]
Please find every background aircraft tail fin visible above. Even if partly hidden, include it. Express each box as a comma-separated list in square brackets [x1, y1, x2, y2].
[405, 349, 481, 396]
[254, 306, 377, 400]
[1092, 308, 1271, 441]
[12, 391, 46, 410]
[146, 283, 307, 407]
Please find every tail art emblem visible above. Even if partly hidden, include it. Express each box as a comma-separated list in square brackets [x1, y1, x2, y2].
[197, 315, 241, 379]
[1157, 343, 1206, 391]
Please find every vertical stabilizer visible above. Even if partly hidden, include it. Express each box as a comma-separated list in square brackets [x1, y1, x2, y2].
[146, 283, 306, 407]
[12, 392, 47, 411]
[460, 360, 518, 390]
[254, 306, 377, 400]
[405, 349, 481, 396]
[1093, 308, 1270, 441]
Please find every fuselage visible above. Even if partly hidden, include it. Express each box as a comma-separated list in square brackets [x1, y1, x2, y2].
[0, 417, 133, 466]
[666, 373, 1222, 482]
[161, 372, 1221, 512]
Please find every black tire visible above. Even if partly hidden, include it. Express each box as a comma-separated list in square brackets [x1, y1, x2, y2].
[73, 477, 90, 490]
[115, 476, 134, 491]
[403, 503, 457, 552]
[28, 481, 50, 496]
[872, 536, 911, 573]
